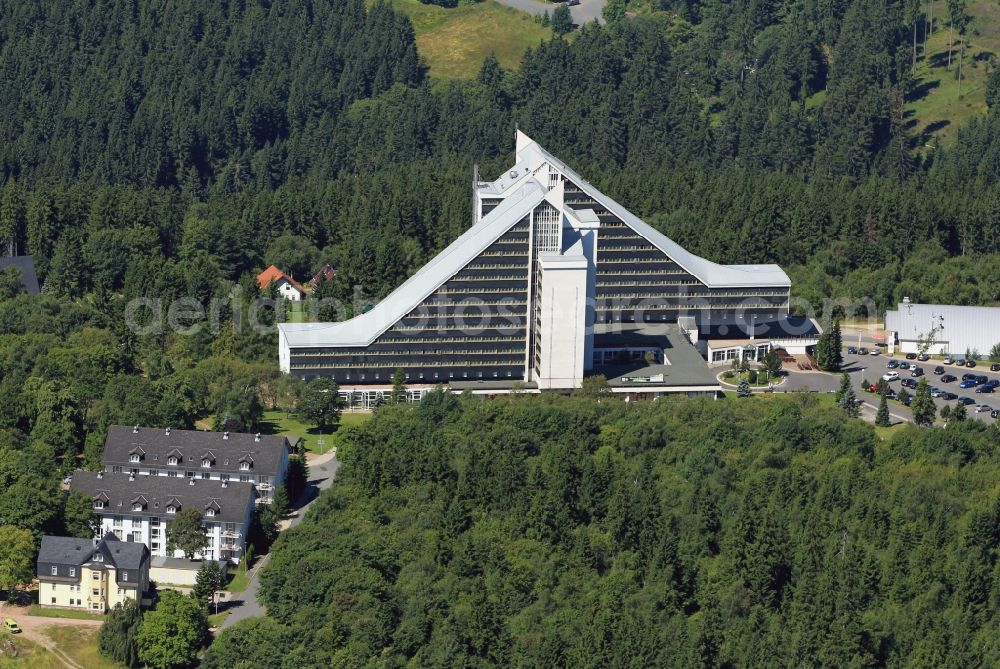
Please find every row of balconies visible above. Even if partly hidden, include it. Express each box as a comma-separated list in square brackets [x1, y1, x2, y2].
[290, 359, 524, 370]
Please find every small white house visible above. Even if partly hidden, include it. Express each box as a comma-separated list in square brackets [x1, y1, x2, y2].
[257, 265, 304, 301]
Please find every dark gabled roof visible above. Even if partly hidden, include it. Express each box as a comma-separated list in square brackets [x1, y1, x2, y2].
[103, 425, 288, 476]
[0, 256, 40, 295]
[70, 471, 256, 524]
[38, 534, 148, 572]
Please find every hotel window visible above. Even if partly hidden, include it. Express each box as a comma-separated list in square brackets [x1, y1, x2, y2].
[92, 573, 100, 581]
[166, 506, 177, 514]
[240, 475, 250, 483]
[122, 571, 128, 581]
[168, 470, 178, 477]
[206, 509, 216, 517]
[167, 456, 178, 466]
[70, 567, 76, 577]
[239, 461, 250, 471]
[130, 454, 140, 463]
[92, 588, 100, 596]
[94, 500, 104, 509]
[202, 472, 211, 480]
[51, 566, 58, 576]
[151, 542, 160, 551]
[113, 516, 122, 526]
[51, 597, 56, 604]
[202, 459, 212, 468]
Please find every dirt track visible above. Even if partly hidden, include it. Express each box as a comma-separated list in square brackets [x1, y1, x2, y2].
[0, 602, 102, 669]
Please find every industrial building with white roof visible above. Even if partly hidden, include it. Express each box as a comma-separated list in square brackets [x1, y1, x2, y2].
[278, 132, 796, 396]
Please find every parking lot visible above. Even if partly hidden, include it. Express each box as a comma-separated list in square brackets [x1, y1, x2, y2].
[843, 349, 998, 426]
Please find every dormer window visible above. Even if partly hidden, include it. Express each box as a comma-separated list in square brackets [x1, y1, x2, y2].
[94, 501, 104, 509]
[50, 566, 57, 576]
[239, 461, 250, 471]
[166, 506, 177, 514]
[70, 567, 76, 577]
[92, 553, 103, 562]
[206, 508, 215, 517]
[130, 454, 140, 463]
[122, 571, 128, 581]
[167, 456, 178, 466]
[132, 504, 143, 512]
[201, 459, 212, 468]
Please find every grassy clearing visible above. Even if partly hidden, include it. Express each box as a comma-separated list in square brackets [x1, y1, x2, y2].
[39, 626, 122, 669]
[284, 301, 310, 324]
[875, 423, 908, 441]
[258, 410, 372, 455]
[0, 626, 123, 669]
[226, 567, 251, 594]
[377, 0, 551, 78]
[26, 605, 104, 621]
[207, 610, 231, 628]
[906, 0, 1000, 146]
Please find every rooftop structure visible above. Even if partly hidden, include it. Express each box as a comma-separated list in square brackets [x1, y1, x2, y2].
[102, 425, 290, 503]
[278, 132, 791, 392]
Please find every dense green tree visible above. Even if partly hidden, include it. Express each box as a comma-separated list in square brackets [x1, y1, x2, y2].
[99, 599, 143, 668]
[551, 5, 574, 35]
[390, 368, 407, 405]
[136, 590, 209, 669]
[737, 379, 752, 397]
[0, 525, 34, 594]
[876, 391, 890, 426]
[950, 401, 968, 422]
[815, 321, 843, 372]
[297, 378, 343, 432]
[62, 489, 98, 539]
[166, 508, 209, 559]
[911, 377, 936, 426]
[203, 617, 298, 669]
[191, 561, 226, 609]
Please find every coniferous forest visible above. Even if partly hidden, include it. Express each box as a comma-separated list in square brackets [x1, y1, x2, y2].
[1, 0, 999, 310]
[204, 393, 1000, 667]
[1, 0, 1000, 665]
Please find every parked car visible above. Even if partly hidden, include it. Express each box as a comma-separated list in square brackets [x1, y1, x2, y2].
[955, 358, 966, 366]
[992, 409, 999, 419]
[976, 385, 994, 393]
[975, 375, 988, 384]
[986, 380, 1000, 388]
[943, 392, 959, 401]
[870, 348, 881, 355]
[933, 366, 945, 375]
[847, 346, 857, 355]
[901, 378, 918, 389]
[991, 363, 1000, 372]
[917, 353, 930, 361]
[930, 388, 945, 398]
[858, 347, 869, 355]
[962, 373, 977, 381]
[900, 394, 912, 406]
[887, 359, 899, 369]
[911, 367, 924, 377]
[899, 361, 910, 370]
[959, 397, 976, 406]
[943, 356, 954, 364]
[4, 618, 20, 633]
[966, 360, 977, 367]
[905, 352, 916, 360]
[941, 374, 957, 383]
[959, 379, 978, 389]
[883, 371, 899, 381]
[975, 404, 993, 413]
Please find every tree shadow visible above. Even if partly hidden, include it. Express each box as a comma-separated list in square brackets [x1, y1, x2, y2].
[906, 79, 940, 103]
[973, 50, 996, 63]
[921, 119, 951, 142]
[927, 51, 954, 69]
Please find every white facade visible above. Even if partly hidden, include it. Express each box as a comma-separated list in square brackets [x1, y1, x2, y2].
[111, 458, 286, 504]
[95, 506, 251, 564]
[886, 302, 1000, 358]
[535, 251, 588, 389]
[276, 279, 303, 301]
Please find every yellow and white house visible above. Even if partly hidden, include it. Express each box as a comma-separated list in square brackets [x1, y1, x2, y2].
[37, 534, 150, 613]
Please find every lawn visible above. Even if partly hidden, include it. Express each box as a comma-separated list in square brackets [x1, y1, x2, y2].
[0, 626, 123, 669]
[258, 410, 371, 455]
[376, 0, 551, 78]
[225, 567, 251, 594]
[26, 605, 104, 621]
[905, 0, 1000, 146]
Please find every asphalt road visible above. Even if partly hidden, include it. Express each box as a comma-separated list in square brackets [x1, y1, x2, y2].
[220, 453, 341, 629]
[493, 0, 606, 25]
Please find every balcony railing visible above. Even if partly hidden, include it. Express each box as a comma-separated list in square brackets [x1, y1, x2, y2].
[221, 530, 242, 539]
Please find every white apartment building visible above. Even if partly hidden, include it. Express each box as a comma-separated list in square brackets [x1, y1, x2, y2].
[71, 471, 256, 564]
